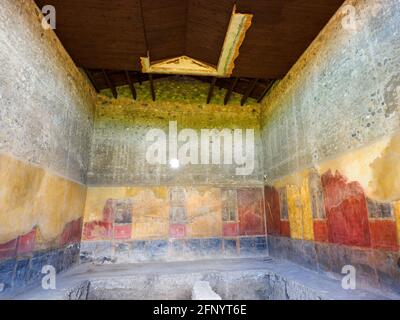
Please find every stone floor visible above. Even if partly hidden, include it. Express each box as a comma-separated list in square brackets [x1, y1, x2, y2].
[14, 257, 400, 300]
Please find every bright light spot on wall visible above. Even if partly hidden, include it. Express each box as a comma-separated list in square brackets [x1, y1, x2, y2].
[170, 158, 180, 169]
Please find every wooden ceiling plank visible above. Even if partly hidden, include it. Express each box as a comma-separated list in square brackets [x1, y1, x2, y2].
[141, 0, 186, 61]
[224, 77, 238, 105]
[186, 0, 235, 65]
[34, 0, 344, 78]
[125, 70, 137, 100]
[241, 78, 258, 106]
[184, 0, 189, 52]
[139, 0, 150, 54]
[102, 69, 117, 98]
[207, 77, 217, 104]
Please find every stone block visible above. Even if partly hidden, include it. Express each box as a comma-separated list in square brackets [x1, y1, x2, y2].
[192, 281, 221, 300]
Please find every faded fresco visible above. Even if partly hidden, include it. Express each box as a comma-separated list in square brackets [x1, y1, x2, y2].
[259, 0, 400, 293]
[0, 154, 86, 256]
[1, 0, 400, 299]
[265, 134, 400, 250]
[264, 134, 400, 292]
[81, 186, 267, 261]
[0, 154, 85, 296]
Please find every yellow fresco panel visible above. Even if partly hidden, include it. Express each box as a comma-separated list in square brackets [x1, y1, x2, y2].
[394, 201, 400, 245]
[186, 187, 222, 238]
[300, 176, 314, 241]
[84, 187, 126, 222]
[0, 153, 86, 245]
[286, 185, 303, 240]
[131, 188, 169, 240]
[0, 153, 44, 242]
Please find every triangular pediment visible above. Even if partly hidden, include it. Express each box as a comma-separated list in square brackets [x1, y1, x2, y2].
[141, 55, 217, 76]
[154, 55, 215, 73]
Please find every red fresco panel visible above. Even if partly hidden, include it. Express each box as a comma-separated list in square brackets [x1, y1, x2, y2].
[313, 220, 329, 243]
[60, 221, 72, 246]
[264, 186, 281, 236]
[114, 224, 132, 240]
[238, 188, 265, 236]
[321, 170, 371, 247]
[0, 238, 17, 260]
[71, 218, 83, 243]
[280, 220, 291, 237]
[17, 229, 36, 254]
[83, 221, 112, 240]
[223, 222, 239, 236]
[169, 224, 186, 239]
[369, 220, 398, 251]
[60, 218, 83, 246]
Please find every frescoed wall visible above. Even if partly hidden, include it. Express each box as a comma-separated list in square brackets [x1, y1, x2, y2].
[80, 186, 267, 262]
[264, 136, 400, 292]
[2, 0, 400, 300]
[81, 78, 267, 263]
[261, 0, 400, 293]
[0, 154, 86, 296]
[0, 0, 95, 298]
[264, 135, 400, 249]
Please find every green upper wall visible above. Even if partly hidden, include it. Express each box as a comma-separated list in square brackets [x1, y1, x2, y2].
[97, 77, 261, 130]
[100, 76, 257, 105]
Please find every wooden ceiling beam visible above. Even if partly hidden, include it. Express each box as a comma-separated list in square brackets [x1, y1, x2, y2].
[102, 69, 117, 98]
[241, 78, 259, 106]
[84, 69, 100, 93]
[135, 72, 143, 85]
[149, 73, 156, 101]
[125, 71, 137, 100]
[224, 77, 238, 105]
[257, 79, 276, 103]
[218, 78, 228, 90]
[207, 77, 217, 104]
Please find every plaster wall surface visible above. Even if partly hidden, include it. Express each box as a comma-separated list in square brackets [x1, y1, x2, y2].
[261, 0, 400, 294]
[88, 79, 263, 186]
[0, 0, 95, 184]
[0, 0, 96, 297]
[261, 0, 400, 181]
